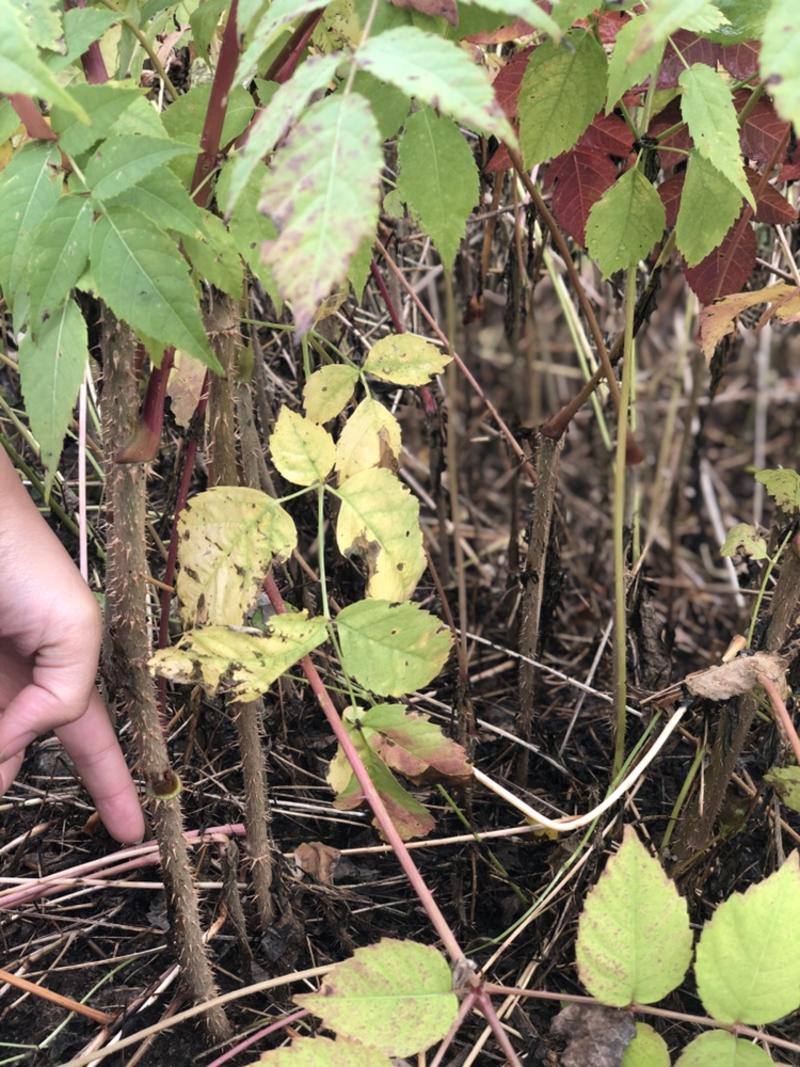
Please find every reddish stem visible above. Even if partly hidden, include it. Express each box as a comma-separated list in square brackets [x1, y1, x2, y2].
[9, 96, 57, 141]
[116, 348, 176, 463]
[475, 990, 523, 1067]
[759, 673, 800, 766]
[191, 0, 240, 207]
[206, 1009, 309, 1067]
[66, 0, 110, 83]
[262, 572, 464, 966]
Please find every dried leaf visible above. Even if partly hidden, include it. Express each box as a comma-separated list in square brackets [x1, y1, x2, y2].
[684, 651, 787, 701]
[168, 350, 207, 428]
[294, 841, 341, 885]
[551, 1004, 636, 1067]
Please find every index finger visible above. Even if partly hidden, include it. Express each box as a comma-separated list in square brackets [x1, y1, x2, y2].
[56, 690, 145, 844]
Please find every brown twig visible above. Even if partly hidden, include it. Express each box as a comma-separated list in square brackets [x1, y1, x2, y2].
[0, 966, 113, 1025]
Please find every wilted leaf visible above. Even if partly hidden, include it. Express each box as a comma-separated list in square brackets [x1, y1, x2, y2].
[335, 470, 426, 601]
[695, 853, 800, 1024]
[683, 652, 787, 701]
[518, 30, 608, 167]
[149, 614, 328, 702]
[336, 599, 451, 697]
[675, 1032, 772, 1066]
[270, 406, 336, 486]
[550, 1004, 636, 1067]
[621, 1023, 670, 1067]
[698, 282, 800, 359]
[176, 487, 297, 626]
[295, 939, 457, 1056]
[335, 398, 402, 482]
[360, 704, 471, 781]
[585, 168, 665, 277]
[576, 827, 693, 1005]
[253, 1035, 392, 1066]
[755, 468, 800, 513]
[303, 364, 359, 424]
[294, 841, 341, 885]
[764, 766, 800, 814]
[259, 94, 383, 334]
[720, 522, 768, 560]
[364, 333, 450, 385]
[167, 350, 207, 427]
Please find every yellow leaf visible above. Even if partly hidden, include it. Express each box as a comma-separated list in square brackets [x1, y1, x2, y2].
[176, 487, 297, 627]
[698, 283, 798, 362]
[270, 405, 335, 486]
[335, 397, 402, 482]
[303, 364, 359, 423]
[364, 333, 451, 385]
[335, 468, 426, 601]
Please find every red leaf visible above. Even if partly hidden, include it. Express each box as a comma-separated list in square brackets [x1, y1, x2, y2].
[720, 40, 760, 81]
[491, 47, 533, 120]
[780, 161, 800, 181]
[658, 171, 685, 229]
[748, 174, 798, 224]
[737, 92, 791, 164]
[485, 142, 512, 173]
[596, 10, 628, 44]
[389, 0, 458, 23]
[579, 112, 634, 157]
[466, 16, 530, 44]
[658, 31, 720, 88]
[547, 146, 617, 246]
[684, 222, 757, 304]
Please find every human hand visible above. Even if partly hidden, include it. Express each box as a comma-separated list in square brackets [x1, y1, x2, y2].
[0, 451, 144, 843]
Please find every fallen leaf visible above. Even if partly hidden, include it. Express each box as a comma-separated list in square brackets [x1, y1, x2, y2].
[550, 1004, 636, 1067]
[294, 841, 341, 886]
[684, 652, 787, 701]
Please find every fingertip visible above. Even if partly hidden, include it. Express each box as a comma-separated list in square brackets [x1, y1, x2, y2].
[102, 792, 146, 845]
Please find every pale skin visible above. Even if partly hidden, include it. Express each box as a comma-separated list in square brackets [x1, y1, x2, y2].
[0, 450, 144, 843]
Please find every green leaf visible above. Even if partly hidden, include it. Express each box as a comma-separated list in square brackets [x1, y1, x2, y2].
[348, 232, 373, 299]
[336, 599, 451, 696]
[0, 143, 61, 302]
[162, 83, 255, 187]
[50, 82, 141, 156]
[329, 716, 437, 839]
[606, 17, 664, 113]
[176, 487, 297, 627]
[720, 522, 768, 560]
[190, 0, 229, 58]
[550, 0, 599, 31]
[364, 333, 451, 385]
[459, 0, 561, 38]
[182, 212, 244, 297]
[270, 406, 336, 485]
[90, 207, 219, 370]
[253, 1035, 392, 1066]
[760, 0, 800, 136]
[396, 108, 479, 269]
[0, 99, 19, 143]
[335, 469, 426, 601]
[335, 397, 402, 482]
[223, 52, 341, 216]
[621, 1024, 670, 1067]
[754, 468, 800, 513]
[695, 852, 800, 1024]
[585, 168, 665, 277]
[675, 1032, 772, 1066]
[27, 195, 92, 326]
[84, 134, 196, 202]
[295, 939, 458, 1056]
[675, 152, 743, 267]
[259, 93, 383, 334]
[18, 299, 88, 498]
[360, 704, 470, 780]
[114, 168, 205, 239]
[518, 30, 608, 166]
[351, 71, 409, 140]
[576, 826, 693, 1005]
[706, 0, 766, 43]
[679, 64, 753, 207]
[355, 27, 514, 142]
[237, 0, 330, 85]
[635, 0, 729, 53]
[56, 8, 120, 71]
[303, 364, 359, 423]
[0, 5, 87, 121]
[764, 766, 800, 814]
[149, 614, 328, 702]
[13, 0, 62, 50]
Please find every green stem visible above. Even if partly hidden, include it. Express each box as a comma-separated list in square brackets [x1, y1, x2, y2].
[613, 266, 637, 777]
[317, 484, 330, 620]
[95, 0, 180, 100]
[747, 527, 794, 647]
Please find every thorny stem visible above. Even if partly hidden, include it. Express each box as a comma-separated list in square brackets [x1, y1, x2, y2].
[613, 266, 637, 777]
[262, 572, 465, 967]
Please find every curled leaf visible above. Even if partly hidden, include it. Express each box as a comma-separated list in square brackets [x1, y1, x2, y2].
[684, 652, 787, 702]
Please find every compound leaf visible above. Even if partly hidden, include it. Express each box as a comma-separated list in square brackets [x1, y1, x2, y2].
[606, 17, 664, 113]
[50, 82, 141, 156]
[84, 134, 195, 202]
[335, 469, 426, 601]
[396, 107, 478, 269]
[270, 406, 335, 485]
[585, 167, 665, 277]
[518, 30, 607, 166]
[335, 397, 402, 482]
[360, 704, 470, 781]
[259, 93, 383, 334]
[176, 487, 297, 627]
[0, 4, 87, 121]
[336, 599, 451, 696]
[27, 194, 92, 326]
[149, 614, 328, 702]
[0, 143, 61, 303]
[364, 333, 450, 385]
[18, 298, 87, 498]
[675, 151, 743, 267]
[304, 364, 359, 423]
[695, 852, 800, 1024]
[576, 826, 693, 1005]
[295, 939, 457, 1056]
